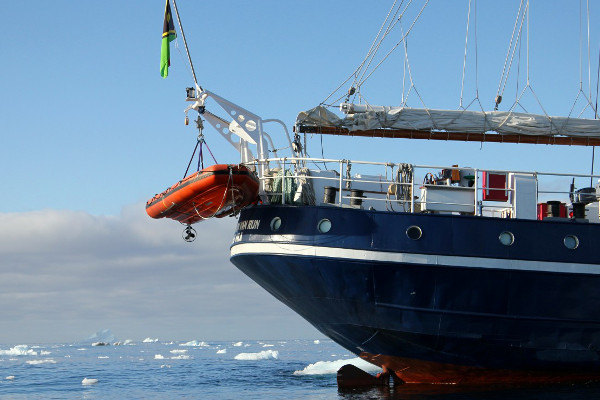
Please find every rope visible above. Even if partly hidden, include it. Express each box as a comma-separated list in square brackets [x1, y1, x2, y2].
[183, 140, 200, 179]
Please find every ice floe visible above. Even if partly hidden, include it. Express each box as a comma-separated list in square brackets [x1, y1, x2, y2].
[0, 345, 37, 356]
[143, 338, 158, 343]
[26, 359, 56, 365]
[5, 376, 15, 380]
[234, 350, 279, 361]
[170, 349, 187, 354]
[154, 354, 165, 360]
[313, 340, 320, 344]
[170, 355, 190, 360]
[216, 349, 227, 354]
[81, 378, 98, 385]
[293, 357, 381, 375]
[180, 340, 208, 347]
[232, 341, 243, 347]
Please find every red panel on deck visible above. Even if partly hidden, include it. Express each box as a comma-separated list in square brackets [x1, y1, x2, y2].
[482, 172, 508, 201]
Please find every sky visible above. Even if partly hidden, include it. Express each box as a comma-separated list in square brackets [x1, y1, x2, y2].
[1, 1, 600, 344]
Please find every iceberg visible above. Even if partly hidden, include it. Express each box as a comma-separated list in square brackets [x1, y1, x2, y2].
[85, 329, 116, 344]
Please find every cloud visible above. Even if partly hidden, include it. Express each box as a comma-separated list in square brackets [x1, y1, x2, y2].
[0, 204, 320, 343]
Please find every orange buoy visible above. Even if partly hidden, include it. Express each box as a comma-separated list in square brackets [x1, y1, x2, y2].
[146, 164, 259, 225]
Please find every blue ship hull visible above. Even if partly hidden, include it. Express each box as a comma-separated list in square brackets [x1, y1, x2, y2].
[230, 204, 600, 383]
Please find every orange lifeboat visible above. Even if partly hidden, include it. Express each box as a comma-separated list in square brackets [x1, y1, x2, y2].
[146, 164, 259, 225]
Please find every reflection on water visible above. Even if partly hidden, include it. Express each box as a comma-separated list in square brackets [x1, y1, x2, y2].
[337, 382, 600, 400]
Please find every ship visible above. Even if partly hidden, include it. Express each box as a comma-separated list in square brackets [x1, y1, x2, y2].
[157, 0, 600, 385]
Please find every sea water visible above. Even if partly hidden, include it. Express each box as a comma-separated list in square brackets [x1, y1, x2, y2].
[1, 338, 600, 399]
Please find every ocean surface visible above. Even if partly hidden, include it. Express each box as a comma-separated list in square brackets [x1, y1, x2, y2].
[1, 338, 600, 399]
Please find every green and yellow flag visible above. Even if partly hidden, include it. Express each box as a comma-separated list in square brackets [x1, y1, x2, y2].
[160, 0, 177, 78]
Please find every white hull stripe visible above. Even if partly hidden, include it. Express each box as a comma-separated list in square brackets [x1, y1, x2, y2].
[230, 242, 600, 275]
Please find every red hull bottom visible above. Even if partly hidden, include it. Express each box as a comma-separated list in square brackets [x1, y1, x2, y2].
[360, 352, 600, 385]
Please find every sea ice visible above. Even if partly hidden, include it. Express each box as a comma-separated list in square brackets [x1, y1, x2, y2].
[154, 354, 165, 359]
[216, 349, 227, 354]
[5, 376, 14, 380]
[170, 355, 191, 360]
[81, 378, 98, 385]
[26, 359, 56, 365]
[180, 340, 208, 347]
[143, 338, 158, 343]
[0, 345, 37, 356]
[293, 357, 381, 376]
[313, 340, 320, 344]
[232, 341, 243, 347]
[170, 349, 187, 354]
[234, 350, 279, 361]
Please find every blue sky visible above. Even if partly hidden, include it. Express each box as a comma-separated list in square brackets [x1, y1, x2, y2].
[1, 1, 599, 343]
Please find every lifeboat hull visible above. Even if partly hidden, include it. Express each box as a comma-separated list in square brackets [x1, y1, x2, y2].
[146, 164, 259, 224]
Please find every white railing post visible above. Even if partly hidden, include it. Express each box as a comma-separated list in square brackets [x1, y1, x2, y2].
[339, 160, 344, 205]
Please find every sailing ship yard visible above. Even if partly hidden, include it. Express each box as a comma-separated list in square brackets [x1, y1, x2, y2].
[4, 0, 600, 397]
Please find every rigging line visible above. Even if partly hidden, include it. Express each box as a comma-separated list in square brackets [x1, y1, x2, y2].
[355, 1, 408, 87]
[357, 0, 429, 88]
[579, 0, 584, 90]
[587, 0, 592, 100]
[401, 21, 409, 105]
[496, 0, 526, 99]
[526, 0, 530, 85]
[593, 47, 597, 186]
[515, 24, 522, 102]
[170, 0, 203, 91]
[473, 0, 479, 99]
[460, 0, 473, 109]
[499, 4, 528, 100]
[352, 0, 401, 88]
[321, 1, 402, 104]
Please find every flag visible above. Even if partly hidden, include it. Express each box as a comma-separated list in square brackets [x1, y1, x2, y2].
[160, 0, 177, 78]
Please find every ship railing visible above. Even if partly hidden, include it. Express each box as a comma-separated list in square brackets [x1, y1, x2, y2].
[245, 157, 600, 221]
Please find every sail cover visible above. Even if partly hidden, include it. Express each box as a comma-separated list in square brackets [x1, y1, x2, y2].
[296, 104, 600, 138]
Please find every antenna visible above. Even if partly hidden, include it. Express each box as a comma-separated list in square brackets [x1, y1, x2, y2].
[170, 0, 203, 92]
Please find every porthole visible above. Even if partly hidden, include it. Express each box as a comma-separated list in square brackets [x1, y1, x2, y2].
[564, 235, 579, 250]
[499, 231, 514, 246]
[406, 225, 422, 240]
[270, 217, 281, 231]
[317, 219, 332, 233]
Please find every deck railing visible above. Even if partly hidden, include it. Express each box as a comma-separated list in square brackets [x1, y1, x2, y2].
[245, 157, 600, 221]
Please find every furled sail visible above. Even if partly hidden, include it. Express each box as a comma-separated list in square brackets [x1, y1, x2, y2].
[296, 104, 600, 139]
